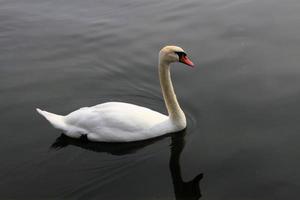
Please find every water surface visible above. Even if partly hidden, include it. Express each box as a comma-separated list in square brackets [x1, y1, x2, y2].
[1, 0, 300, 199]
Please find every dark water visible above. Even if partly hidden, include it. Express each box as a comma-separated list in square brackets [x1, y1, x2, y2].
[1, 0, 300, 199]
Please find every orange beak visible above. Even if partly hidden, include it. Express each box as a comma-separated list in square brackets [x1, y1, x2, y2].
[180, 55, 194, 67]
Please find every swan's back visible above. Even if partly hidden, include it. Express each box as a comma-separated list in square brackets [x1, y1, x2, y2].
[66, 102, 166, 129]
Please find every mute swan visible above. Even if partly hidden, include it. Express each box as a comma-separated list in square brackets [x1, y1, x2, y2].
[36, 46, 194, 142]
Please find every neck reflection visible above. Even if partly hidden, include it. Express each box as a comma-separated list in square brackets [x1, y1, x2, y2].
[170, 132, 203, 200]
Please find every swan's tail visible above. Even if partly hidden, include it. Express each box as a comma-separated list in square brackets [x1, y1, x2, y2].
[36, 108, 67, 130]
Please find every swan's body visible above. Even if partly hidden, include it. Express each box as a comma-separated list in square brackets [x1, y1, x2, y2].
[37, 46, 194, 142]
[37, 102, 170, 142]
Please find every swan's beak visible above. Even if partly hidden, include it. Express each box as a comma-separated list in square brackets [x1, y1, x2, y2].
[180, 55, 194, 67]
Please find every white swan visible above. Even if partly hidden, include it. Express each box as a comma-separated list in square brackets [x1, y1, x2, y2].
[36, 46, 194, 142]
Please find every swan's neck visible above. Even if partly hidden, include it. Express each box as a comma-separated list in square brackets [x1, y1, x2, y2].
[159, 61, 186, 128]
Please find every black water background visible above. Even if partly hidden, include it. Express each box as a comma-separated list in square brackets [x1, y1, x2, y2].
[1, 0, 300, 199]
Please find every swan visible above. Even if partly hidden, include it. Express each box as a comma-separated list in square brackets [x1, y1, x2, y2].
[36, 46, 194, 142]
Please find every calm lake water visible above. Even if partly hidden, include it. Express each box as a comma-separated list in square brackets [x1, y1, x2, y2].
[1, 0, 300, 199]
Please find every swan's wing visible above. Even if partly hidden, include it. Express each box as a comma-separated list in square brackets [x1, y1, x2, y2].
[64, 102, 168, 134]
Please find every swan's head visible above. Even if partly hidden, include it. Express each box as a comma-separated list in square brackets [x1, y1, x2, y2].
[159, 45, 194, 67]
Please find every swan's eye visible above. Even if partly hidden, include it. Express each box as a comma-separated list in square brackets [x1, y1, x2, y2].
[174, 51, 187, 58]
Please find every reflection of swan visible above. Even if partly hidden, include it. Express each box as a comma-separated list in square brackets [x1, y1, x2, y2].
[37, 46, 194, 142]
[51, 133, 167, 156]
[170, 133, 203, 200]
[51, 131, 203, 199]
